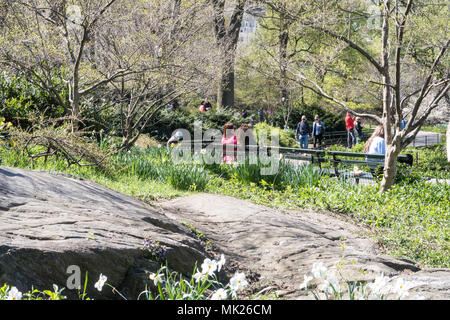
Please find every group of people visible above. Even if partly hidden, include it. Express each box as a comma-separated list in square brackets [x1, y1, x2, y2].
[182, 100, 390, 173]
[295, 115, 326, 150]
[198, 98, 213, 113]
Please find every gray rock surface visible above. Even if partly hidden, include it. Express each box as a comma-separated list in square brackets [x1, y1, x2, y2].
[1, 167, 449, 300]
[0, 167, 207, 299]
[159, 193, 450, 300]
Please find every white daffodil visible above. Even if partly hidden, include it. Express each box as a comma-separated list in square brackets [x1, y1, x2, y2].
[229, 272, 248, 294]
[392, 278, 411, 299]
[211, 288, 228, 300]
[368, 274, 390, 295]
[217, 254, 226, 272]
[318, 278, 340, 295]
[94, 274, 107, 292]
[299, 275, 313, 290]
[150, 273, 165, 286]
[311, 262, 328, 279]
[193, 271, 206, 283]
[201, 258, 218, 276]
[182, 293, 193, 300]
[6, 287, 22, 300]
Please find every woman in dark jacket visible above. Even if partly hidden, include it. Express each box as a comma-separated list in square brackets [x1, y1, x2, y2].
[354, 117, 363, 144]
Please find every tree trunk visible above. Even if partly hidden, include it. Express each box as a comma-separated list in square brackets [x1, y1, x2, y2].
[447, 119, 450, 162]
[71, 78, 80, 133]
[380, 139, 401, 192]
[211, 0, 246, 110]
[217, 55, 235, 109]
[279, 11, 289, 109]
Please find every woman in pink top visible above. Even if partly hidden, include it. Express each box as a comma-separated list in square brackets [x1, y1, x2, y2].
[222, 122, 237, 163]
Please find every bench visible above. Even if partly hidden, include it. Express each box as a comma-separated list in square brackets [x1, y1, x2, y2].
[326, 151, 413, 183]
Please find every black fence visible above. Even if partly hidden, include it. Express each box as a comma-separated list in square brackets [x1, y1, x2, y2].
[409, 133, 442, 148]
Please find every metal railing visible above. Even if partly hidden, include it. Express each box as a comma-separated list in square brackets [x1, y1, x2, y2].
[410, 133, 442, 148]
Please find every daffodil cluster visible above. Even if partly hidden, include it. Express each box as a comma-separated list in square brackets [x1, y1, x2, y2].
[299, 262, 423, 300]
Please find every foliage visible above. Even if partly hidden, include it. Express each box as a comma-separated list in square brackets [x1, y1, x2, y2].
[0, 255, 257, 301]
[300, 261, 419, 300]
[167, 164, 210, 192]
[404, 144, 450, 180]
[0, 284, 67, 300]
[254, 122, 297, 148]
[7, 125, 112, 169]
[267, 102, 347, 132]
[0, 72, 65, 128]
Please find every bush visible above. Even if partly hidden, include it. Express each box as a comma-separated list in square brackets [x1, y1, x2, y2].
[267, 102, 347, 132]
[146, 108, 248, 142]
[254, 122, 297, 148]
[168, 164, 210, 191]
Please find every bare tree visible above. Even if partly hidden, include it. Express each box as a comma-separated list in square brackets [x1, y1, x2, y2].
[0, 0, 140, 131]
[115, 0, 219, 149]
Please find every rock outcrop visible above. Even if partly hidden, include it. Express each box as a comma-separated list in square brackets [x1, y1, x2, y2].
[1, 167, 449, 300]
[0, 167, 208, 299]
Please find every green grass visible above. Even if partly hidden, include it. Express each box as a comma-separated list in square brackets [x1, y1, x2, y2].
[0, 145, 190, 203]
[1, 140, 448, 268]
[421, 125, 448, 135]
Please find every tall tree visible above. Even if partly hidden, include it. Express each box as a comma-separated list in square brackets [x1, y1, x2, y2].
[281, 0, 449, 191]
[211, 0, 247, 109]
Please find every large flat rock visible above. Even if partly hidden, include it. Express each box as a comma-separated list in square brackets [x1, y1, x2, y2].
[2, 166, 449, 300]
[160, 193, 450, 300]
[0, 167, 207, 299]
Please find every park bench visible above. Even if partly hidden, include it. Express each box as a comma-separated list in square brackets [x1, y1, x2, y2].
[325, 151, 413, 183]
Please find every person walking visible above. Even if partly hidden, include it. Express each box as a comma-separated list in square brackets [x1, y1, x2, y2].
[296, 115, 311, 150]
[345, 112, 356, 148]
[354, 117, 363, 144]
[312, 115, 326, 149]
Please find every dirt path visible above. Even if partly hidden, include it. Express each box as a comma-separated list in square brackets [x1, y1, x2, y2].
[158, 193, 450, 299]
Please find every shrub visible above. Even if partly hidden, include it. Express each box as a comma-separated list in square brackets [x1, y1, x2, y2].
[0, 71, 66, 128]
[268, 102, 347, 132]
[254, 122, 297, 148]
[168, 164, 210, 191]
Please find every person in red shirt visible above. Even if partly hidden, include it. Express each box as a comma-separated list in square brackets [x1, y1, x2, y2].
[345, 112, 356, 148]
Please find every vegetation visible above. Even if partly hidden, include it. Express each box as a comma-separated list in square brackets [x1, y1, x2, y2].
[1, 130, 448, 269]
[0, 0, 448, 301]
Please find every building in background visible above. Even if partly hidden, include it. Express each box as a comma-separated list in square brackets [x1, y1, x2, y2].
[239, 7, 264, 45]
